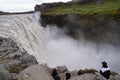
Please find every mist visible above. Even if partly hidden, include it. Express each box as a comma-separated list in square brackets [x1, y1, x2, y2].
[40, 25, 120, 73]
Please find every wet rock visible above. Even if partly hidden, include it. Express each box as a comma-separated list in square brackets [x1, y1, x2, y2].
[20, 53, 38, 64]
[7, 50, 23, 59]
[0, 38, 19, 58]
[0, 65, 11, 80]
[0, 37, 38, 75]
[5, 60, 22, 73]
[17, 65, 54, 80]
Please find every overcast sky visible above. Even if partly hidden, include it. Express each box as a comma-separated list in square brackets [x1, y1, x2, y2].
[0, 0, 70, 12]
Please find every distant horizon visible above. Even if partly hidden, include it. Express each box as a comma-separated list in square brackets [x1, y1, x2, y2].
[0, 10, 34, 13]
[0, 0, 70, 12]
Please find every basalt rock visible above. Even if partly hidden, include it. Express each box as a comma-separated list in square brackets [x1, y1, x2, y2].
[0, 65, 11, 80]
[0, 37, 38, 79]
[17, 65, 54, 80]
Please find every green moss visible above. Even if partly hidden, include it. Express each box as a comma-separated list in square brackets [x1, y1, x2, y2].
[9, 67, 22, 73]
[42, 0, 120, 16]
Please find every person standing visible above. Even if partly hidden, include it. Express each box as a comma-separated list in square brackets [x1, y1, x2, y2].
[100, 61, 110, 80]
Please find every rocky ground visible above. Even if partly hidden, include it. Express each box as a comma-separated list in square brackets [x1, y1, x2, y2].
[0, 37, 120, 80]
[0, 37, 38, 80]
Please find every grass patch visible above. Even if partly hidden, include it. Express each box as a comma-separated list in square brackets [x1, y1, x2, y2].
[42, 0, 120, 16]
[78, 68, 98, 75]
[9, 67, 22, 73]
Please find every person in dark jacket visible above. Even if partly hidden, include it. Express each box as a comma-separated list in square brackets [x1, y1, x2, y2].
[51, 68, 60, 80]
[100, 61, 110, 80]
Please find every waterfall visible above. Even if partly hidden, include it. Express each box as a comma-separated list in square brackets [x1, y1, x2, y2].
[0, 12, 45, 63]
[0, 12, 120, 73]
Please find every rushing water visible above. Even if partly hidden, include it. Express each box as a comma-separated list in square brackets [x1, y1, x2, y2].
[0, 12, 120, 73]
[0, 12, 45, 63]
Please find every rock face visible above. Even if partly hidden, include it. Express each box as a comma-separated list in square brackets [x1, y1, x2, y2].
[35, 0, 97, 12]
[17, 65, 54, 80]
[35, 2, 74, 12]
[0, 37, 38, 80]
[0, 37, 19, 56]
[34, 0, 104, 12]
[41, 14, 120, 46]
[0, 65, 11, 80]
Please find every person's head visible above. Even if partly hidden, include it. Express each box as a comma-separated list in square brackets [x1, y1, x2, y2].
[102, 61, 108, 68]
[65, 73, 71, 79]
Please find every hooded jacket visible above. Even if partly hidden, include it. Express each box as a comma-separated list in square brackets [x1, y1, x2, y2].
[100, 67, 110, 79]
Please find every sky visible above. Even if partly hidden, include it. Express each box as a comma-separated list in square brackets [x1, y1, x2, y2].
[0, 0, 70, 12]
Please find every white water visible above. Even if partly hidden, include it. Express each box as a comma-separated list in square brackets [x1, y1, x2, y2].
[0, 12, 45, 63]
[0, 12, 120, 73]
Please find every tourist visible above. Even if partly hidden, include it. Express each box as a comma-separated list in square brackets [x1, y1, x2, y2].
[100, 61, 110, 80]
[64, 72, 71, 80]
[51, 68, 61, 80]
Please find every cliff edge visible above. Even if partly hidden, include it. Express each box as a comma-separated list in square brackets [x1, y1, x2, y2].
[35, 0, 120, 46]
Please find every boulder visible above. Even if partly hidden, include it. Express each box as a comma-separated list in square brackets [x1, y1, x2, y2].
[17, 65, 54, 80]
[115, 74, 120, 80]
[57, 65, 68, 73]
[40, 63, 52, 73]
[20, 54, 38, 64]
